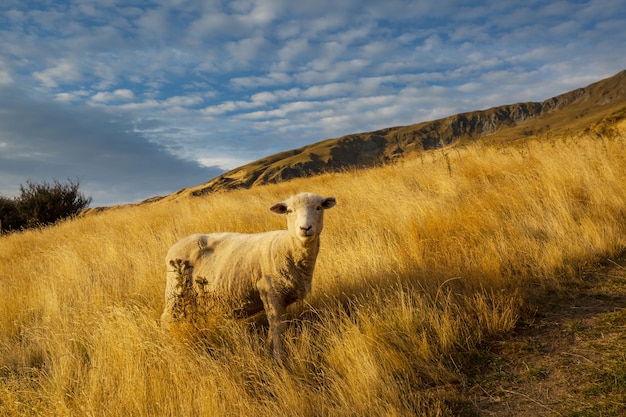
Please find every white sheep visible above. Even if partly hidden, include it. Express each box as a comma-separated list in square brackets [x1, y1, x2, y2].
[161, 192, 336, 359]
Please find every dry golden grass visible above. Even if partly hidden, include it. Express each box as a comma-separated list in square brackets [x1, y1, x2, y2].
[1, 129, 626, 416]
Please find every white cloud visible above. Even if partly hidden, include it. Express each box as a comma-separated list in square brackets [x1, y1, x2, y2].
[164, 95, 203, 107]
[242, 0, 280, 25]
[114, 100, 167, 111]
[457, 82, 482, 93]
[0, 69, 12, 86]
[249, 91, 278, 105]
[32, 59, 82, 89]
[91, 89, 135, 103]
[230, 71, 292, 89]
[224, 36, 273, 67]
[187, 10, 249, 40]
[54, 90, 90, 103]
[136, 7, 171, 37]
[276, 37, 311, 64]
[202, 101, 241, 116]
[197, 155, 249, 170]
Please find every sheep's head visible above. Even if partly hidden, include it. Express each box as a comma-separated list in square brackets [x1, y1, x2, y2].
[270, 192, 336, 242]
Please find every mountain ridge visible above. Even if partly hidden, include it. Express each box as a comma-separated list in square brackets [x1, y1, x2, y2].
[180, 70, 626, 198]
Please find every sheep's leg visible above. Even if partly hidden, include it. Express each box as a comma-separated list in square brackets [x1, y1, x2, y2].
[258, 278, 286, 360]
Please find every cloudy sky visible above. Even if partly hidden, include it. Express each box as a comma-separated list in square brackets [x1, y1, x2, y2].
[1, 0, 625, 206]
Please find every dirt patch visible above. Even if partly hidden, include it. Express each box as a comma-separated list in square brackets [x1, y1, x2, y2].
[465, 258, 626, 416]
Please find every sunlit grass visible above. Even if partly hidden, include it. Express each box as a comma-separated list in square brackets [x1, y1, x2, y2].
[1, 129, 625, 416]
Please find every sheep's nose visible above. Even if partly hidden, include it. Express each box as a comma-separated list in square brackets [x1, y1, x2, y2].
[300, 225, 312, 231]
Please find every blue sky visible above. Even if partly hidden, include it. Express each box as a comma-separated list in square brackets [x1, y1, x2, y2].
[1, 0, 625, 206]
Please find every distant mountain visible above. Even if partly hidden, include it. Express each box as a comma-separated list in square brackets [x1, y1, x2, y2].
[181, 70, 626, 198]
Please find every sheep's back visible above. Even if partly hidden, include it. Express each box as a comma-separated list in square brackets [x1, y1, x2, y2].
[167, 231, 288, 307]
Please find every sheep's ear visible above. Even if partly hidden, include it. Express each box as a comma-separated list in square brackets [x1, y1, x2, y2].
[322, 197, 336, 209]
[270, 202, 288, 214]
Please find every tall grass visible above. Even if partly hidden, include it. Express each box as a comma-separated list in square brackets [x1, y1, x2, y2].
[1, 130, 625, 416]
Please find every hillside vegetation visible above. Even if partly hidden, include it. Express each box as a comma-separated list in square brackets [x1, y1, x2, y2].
[1, 120, 625, 415]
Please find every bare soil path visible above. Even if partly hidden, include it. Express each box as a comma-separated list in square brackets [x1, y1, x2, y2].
[464, 258, 626, 416]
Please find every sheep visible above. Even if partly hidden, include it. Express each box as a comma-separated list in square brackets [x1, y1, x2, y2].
[161, 192, 336, 359]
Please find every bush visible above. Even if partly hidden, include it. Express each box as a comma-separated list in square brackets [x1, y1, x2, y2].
[0, 178, 92, 232]
[0, 196, 23, 231]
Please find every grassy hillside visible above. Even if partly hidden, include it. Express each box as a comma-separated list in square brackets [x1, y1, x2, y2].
[1, 123, 626, 416]
[179, 70, 626, 198]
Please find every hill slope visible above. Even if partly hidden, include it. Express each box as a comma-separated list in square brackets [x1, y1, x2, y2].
[183, 70, 626, 198]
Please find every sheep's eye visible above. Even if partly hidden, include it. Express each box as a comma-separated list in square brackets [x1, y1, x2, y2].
[316, 206, 322, 211]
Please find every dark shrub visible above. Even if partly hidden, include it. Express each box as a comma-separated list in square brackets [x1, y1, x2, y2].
[0, 196, 23, 232]
[0, 179, 92, 232]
